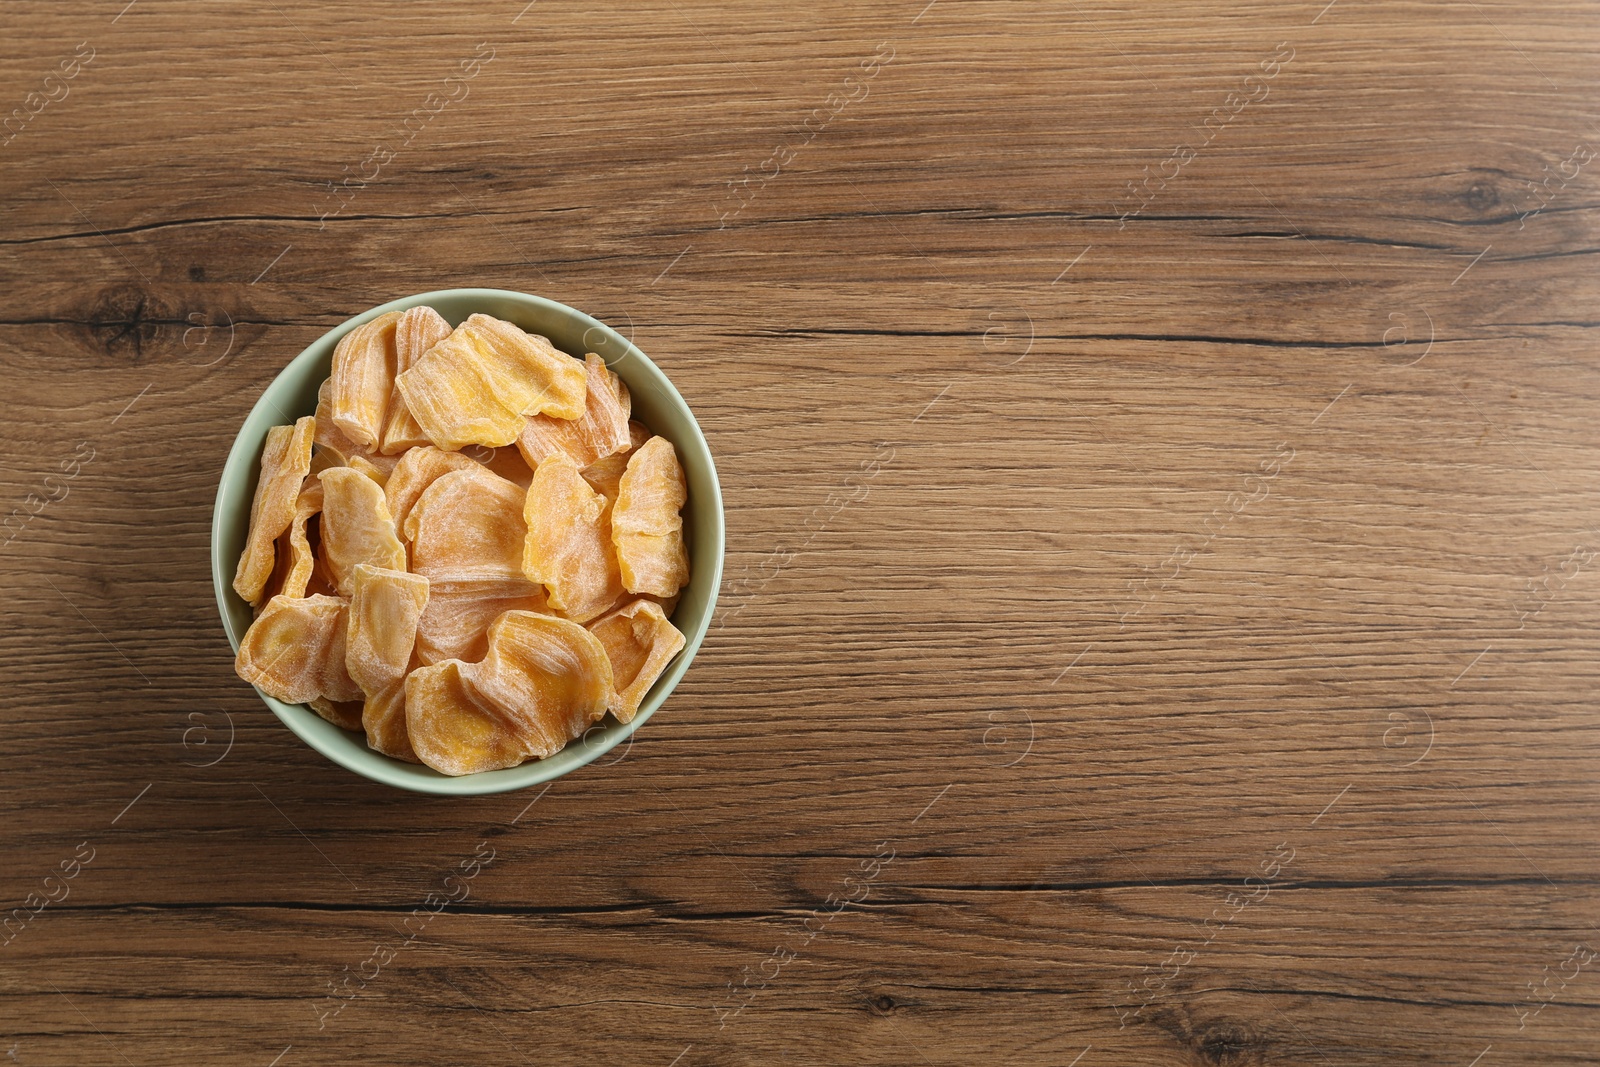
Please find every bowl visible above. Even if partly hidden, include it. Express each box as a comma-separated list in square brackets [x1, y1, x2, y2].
[211, 289, 723, 794]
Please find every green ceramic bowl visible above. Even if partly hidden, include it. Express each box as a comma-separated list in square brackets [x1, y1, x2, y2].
[211, 289, 723, 794]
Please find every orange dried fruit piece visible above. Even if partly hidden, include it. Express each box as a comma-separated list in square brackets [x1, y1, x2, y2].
[233, 415, 316, 605]
[587, 599, 686, 723]
[469, 611, 615, 758]
[362, 678, 419, 762]
[309, 697, 364, 731]
[612, 436, 690, 597]
[345, 564, 429, 695]
[328, 311, 401, 451]
[516, 352, 632, 468]
[396, 313, 586, 450]
[235, 593, 362, 706]
[318, 467, 407, 596]
[384, 445, 480, 542]
[414, 578, 550, 666]
[380, 306, 453, 455]
[408, 465, 528, 584]
[406, 611, 616, 775]
[406, 660, 527, 776]
[522, 452, 624, 623]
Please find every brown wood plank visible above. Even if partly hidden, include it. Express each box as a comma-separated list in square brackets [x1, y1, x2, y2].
[2, 0, 1599, 1063]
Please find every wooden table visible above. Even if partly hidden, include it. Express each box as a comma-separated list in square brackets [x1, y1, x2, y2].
[2, 1, 1598, 1063]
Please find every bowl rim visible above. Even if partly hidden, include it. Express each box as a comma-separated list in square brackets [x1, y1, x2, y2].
[210, 287, 723, 795]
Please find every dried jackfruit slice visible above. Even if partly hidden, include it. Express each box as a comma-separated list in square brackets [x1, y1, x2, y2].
[309, 697, 364, 731]
[587, 599, 686, 723]
[414, 578, 551, 666]
[380, 305, 453, 455]
[235, 594, 362, 705]
[522, 452, 625, 623]
[469, 611, 615, 759]
[384, 445, 481, 542]
[406, 660, 527, 775]
[328, 311, 401, 451]
[408, 465, 527, 584]
[363, 678, 420, 762]
[318, 467, 408, 596]
[345, 564, 429, 695]
[395, 313, 586, 450]
[516, 352, 631, 469]
[233, 416, 316, 605]
[611, 436, 690, 597]
[615, 533, 686, 599]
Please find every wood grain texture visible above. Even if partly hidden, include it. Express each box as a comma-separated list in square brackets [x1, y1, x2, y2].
[2, 0, 1599, 1063]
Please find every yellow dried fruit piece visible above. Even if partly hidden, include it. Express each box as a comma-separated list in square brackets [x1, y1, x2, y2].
[406, 611, 616, 775]
[318, 467, 407, 596]
[469, 611, 615, 759]
[362, 679, 419, 763]
[405, 660, 526, 776]
[414, 578, 550, 666]
[309, 697, 364, 732]
[328, 311, 402, 451]
[384, 445, 480, 542]
[235, 593, 362, 705]
[395, 313, 586, 450]
[233, 416, 316, 605]
[408, 465, 527, 584]
[516, 353, 631, 469]
[587, 599, 686, 723]
[345, 564, 430, 695]
[380, 306, 453, 455]
[522, 452, 624, 623]
[612, 436, 690, 597]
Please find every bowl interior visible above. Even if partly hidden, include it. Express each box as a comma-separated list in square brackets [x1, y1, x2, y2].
[212, 289, 723, 794]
